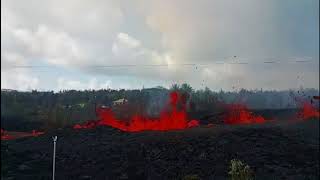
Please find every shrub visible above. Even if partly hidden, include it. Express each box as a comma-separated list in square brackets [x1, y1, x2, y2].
[228, 159, 253, 180]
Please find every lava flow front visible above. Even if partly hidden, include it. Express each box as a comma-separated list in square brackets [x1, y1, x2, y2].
[223, 104, 266, 124]
[298, 101, 320, 120]
[1, 129, 44, 140]
[74, 91, 199, 132]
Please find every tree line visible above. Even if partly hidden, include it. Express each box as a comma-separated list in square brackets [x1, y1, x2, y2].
[1, 84, 318, 130]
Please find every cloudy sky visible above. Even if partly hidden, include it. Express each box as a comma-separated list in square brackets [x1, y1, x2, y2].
[1, 0, 319, 91]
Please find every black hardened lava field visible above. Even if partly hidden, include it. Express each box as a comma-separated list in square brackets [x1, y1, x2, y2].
[1, 110, 319, 180]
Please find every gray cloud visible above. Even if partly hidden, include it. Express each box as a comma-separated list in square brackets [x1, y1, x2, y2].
[1, 0, 319, 90]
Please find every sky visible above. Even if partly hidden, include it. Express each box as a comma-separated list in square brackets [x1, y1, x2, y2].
[1, 0, 319, 91]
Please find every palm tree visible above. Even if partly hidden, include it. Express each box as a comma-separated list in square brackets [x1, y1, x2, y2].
[180, 83, 194, 94]
[170, 83, 180, 91]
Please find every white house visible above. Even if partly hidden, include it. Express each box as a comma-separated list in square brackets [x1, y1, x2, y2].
[112, 98, 128, 106]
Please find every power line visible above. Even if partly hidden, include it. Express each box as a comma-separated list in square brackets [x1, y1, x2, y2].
[2, 59, 316, 69]
[4, 63, 196, 69]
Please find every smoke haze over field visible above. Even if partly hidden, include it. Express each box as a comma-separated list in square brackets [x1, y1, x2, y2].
[1, 0, 319, 91]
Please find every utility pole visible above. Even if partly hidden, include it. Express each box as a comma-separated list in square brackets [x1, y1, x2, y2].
[94, 95, 97, 118]
[52, 136, 57, 180]
[67, 105, 72, 126]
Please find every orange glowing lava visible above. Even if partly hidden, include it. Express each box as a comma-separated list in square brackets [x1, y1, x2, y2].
[73, 91, 199, 132]
[224, 104, 266, 124]
[1, 129, 44, 141]
[298, 102, 320, 120]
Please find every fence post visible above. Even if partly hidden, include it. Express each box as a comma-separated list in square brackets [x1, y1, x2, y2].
[52, 136, 57, 180]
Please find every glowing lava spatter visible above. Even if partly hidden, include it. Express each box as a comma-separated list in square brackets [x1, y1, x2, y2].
[187, 120, 200, 128]
[73, 91, 199, 132]
[224, 104, 266, 124]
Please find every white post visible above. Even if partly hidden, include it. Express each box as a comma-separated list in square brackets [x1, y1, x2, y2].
[52, 136, 57, 180]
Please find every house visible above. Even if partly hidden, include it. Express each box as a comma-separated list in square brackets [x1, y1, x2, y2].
[1, 89, 17, 92]
[100, 105, 110, 109]
[112, 98, 128, 106]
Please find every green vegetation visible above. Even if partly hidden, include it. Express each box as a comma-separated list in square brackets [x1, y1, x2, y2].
[1, 85, 318, 131]
[228, 159, 254, 180]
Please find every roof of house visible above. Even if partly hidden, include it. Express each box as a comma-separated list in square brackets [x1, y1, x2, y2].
[113, 98, 128, 103]
[1, 89, 17, 92]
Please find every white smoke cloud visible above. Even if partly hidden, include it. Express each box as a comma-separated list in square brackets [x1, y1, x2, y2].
[1, 70, 39, 91]
[57, 77, 112, 90]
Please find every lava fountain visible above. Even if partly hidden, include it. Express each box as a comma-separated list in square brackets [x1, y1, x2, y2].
[74, 91, 199, 132]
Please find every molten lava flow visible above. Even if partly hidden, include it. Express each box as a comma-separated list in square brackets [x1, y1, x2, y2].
[73, 120, 100, 129]
[73, 91, 200, 132]
[224, 104, 266, 124]
[1, 129, 13, 140]
[31, 130, 45, 137]
[1, 134, 14, 140]
[313, 96, 320, 100]
[1, 129, 45, 141]
[206, 123, 214, 128]
[298, 102, 320, 120]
